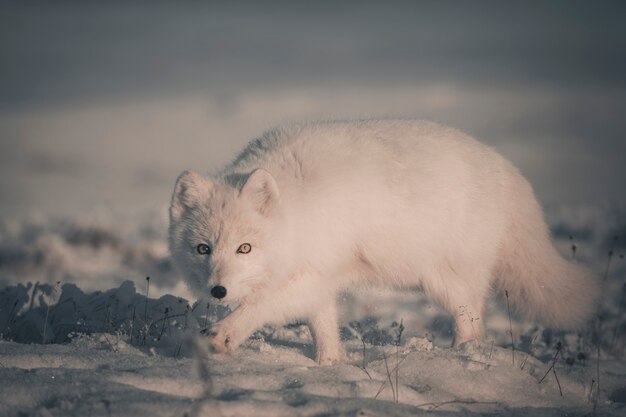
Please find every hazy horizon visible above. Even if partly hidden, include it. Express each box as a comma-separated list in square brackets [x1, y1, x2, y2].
[1, 1, 625, 218]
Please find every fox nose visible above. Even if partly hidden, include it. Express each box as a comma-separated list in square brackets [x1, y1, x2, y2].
[210, 285, 227, 299]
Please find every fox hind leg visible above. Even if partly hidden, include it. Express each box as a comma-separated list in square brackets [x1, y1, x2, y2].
[425, 268, 489, 346]
[452, 298, 485, 346]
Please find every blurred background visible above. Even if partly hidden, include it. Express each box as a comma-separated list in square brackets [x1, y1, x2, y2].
[0, 1, 625, 296]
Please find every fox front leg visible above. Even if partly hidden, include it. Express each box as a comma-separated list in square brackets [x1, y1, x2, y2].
[206, 294, 296, 353]
[308, 299, 343, 365]
[206, 305, 259, 353]
[206, 275, 341, 363]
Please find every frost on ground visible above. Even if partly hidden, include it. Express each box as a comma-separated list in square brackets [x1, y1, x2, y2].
[1, 332, 625, 417]
[0, 207, 625, 416]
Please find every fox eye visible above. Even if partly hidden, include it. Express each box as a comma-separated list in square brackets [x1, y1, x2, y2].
[196, 243, 211, 255]
[236, 243, 252, 254]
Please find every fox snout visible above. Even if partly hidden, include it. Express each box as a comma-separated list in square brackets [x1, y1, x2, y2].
[210, 285, 227, 299]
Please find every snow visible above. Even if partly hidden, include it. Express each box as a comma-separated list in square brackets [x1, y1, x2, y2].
[1, 208, 625, 416]
[1, 335, 625, 416]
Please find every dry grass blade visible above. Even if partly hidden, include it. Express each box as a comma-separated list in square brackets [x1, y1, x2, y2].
[415, 399, 500, 410]
[382, 351, 396, 402]
[538, 342, 563, 397]
[505, 290, 515, 365]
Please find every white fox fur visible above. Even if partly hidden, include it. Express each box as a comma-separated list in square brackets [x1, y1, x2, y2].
[169, 119, 600, 365]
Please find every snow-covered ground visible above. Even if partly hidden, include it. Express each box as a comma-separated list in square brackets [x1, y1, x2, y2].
[1, 335, 625, 417]
[0, 207, 625, 416]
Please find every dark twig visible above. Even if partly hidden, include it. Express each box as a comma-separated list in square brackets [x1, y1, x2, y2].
[144, 276, 150, 323]
[374, 353, 409, 400]
[382, 351, 396, 403]
[594, 248, 615, 414]
[415, 399, 500, 410]
[1, 299, 19, 335]
[588, 379, 595, 403]
[42, 282, 61, 344]
[594, 338, 600, 414]
[394, 319, 404, 404]
[552, 360, 563, 396]
[128, 304, 136, 345]
[569, 235, 577, 260]
[519, 335, 537, 371]
[175, 304, 192, 357]
[103, 303, 111, 333]
[147, 312, 188, 332]
[158, 307, 169, 340]
[505, 290, 515, 365]
[374, 379, 387, 399]
[360, 338, 372, 380]
[347, 322, 372, 380]
[538, 342, 563, 396]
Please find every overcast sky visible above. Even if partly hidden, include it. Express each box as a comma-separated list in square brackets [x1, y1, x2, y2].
[1, 1, 625, 218]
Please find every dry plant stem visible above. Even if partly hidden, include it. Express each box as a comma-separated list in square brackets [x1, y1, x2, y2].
[141, 277, 150, 346]
[505, 290, 515, 365]
[144, 276, 150, 323]
[101, 333, 117, 352]
[538, 343, 560, 383]
[538, 342, 563, 396]
[360, 338, 372, 380]
[594, 250, 613, 414]
[374, 379, 387, 399]
[382, 351, 396, 403]
[570, 236, 577, 260]
[2, 300, 19, 334]
[374, 354, 408, 400]
[348, 323, 372, 380]
[42, 304, 51, 344]
[395, 344, 399, 403]
[104, 304, 110, 333]
[41, 282, 62, 344]
[158, 308, 169, 340]
[128, 305, 136, 345]
[552, 363, 563, 396]
[416, 399, 500, 410]
[588, 379, 595, 403]
[594, 341, 600, 415]
[175, 305, 191, 357]
[520, 335, 537, 371]
[394, 318, 404, 404]
[148, 312, 188, 333]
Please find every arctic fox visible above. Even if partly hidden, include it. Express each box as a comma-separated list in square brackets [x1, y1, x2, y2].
[169, 119, 599, 365]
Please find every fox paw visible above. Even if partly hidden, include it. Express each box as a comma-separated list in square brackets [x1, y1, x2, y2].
[316, 351, 343, 366]
[207, 324, 236, 353]
[317, 356, 341, 366]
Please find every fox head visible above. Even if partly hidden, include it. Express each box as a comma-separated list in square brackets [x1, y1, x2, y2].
[169, 169, 286, 303]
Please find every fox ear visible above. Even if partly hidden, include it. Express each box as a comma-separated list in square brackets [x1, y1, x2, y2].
[239, 169, 279, 215]
[170, 170, 213, 221]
